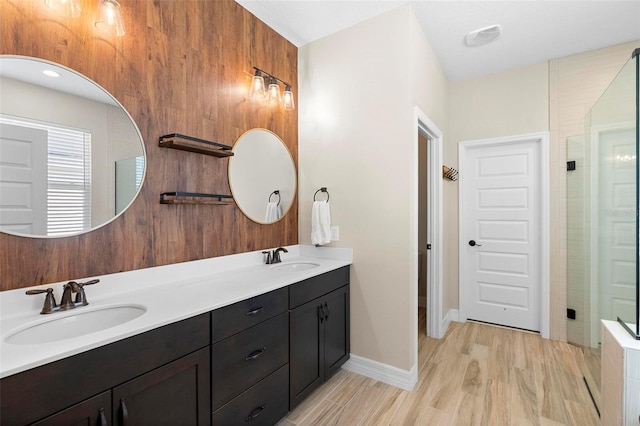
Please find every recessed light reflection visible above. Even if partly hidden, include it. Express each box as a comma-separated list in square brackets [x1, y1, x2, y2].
[42, 70, 61, 78]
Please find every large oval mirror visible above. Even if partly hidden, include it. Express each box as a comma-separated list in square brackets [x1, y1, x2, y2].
[0, 55, 145, 238]
[228, 129, 296, 224]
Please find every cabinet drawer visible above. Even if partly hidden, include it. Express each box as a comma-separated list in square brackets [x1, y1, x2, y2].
[212, 287, 288, 342]
[289, 266, 349, 309]
[213, 364, 289, 426]
[212, 312, 288, 409]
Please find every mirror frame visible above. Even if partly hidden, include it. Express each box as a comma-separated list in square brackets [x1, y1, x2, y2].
[228, 128, 297, 224]
[0, 55, 147, 238]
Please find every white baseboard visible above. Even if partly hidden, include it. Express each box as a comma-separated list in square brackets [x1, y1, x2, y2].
[418, 296, 426, 308]
[439, 309, 459, 337]
[342, 354, 417, 391]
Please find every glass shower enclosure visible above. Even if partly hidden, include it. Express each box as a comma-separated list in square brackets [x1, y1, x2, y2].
[567, 48, 639, 351]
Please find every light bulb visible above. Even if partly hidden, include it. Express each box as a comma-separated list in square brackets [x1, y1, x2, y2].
[95, 0, 125, 37]
[249, 70, 266, 99]
[267, 78, 281, 106]
[283, 85, 295, 110]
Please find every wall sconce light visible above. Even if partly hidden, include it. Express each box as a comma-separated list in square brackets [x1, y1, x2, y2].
[249, 69, 267, 98]
[95, 0, 126, 37]
[283, 85, 295, 110]
[250, 67, 295, 111]
[44, 0, 82, 17]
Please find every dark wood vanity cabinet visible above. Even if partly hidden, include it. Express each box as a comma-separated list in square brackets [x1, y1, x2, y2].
[1, 266, 351, 425]
[0, 314, 210, 426]
[211, 288, 289, 425]
[289, 267, 350, 409]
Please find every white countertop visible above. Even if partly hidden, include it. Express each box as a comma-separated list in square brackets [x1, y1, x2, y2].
[602, 319, 640, 350]
[0, 245, 352, 379]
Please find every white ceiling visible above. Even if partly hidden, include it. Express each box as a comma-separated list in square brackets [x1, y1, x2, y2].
[235, 0, 640, 81]
[1, 56, 117, 105]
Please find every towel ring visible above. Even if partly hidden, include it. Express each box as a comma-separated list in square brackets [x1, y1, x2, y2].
[268, 190, 281, 206]
[313, 187, 329, 202]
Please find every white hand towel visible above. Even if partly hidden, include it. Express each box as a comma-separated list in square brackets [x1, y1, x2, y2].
[311, 201, 331, 245]
[265, 202, 281, 222]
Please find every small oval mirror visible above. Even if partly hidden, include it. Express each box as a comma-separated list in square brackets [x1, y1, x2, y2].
[0, 55, 146, 238]
[228, 129, 296, 224]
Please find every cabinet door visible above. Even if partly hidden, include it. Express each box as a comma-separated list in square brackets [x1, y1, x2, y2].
[31, 390, 111, 426]
[324, 285, 350, 379]
[289, 297, 324, 409]
[112, 347, 210, 426]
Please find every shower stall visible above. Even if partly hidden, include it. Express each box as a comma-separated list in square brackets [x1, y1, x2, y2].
[566, 47, 639, 408]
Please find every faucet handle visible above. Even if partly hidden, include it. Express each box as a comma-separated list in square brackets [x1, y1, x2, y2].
[261, 251, 272, 265]
[74, 279, 100, 306]
[26, 288, 57, 314]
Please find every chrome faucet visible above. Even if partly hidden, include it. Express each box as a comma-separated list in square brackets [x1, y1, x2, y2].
[26, 279, 100, 314]
[262, 247, 288, 264]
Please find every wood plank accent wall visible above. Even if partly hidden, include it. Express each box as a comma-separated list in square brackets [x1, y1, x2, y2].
[0, 0, 298, 290]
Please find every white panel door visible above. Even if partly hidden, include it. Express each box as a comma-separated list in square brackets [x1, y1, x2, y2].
[597, 127, 636, 324]
[0, 123, 47, 235]
[462, 139, 541, 331]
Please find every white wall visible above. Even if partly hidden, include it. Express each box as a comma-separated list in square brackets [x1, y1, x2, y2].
[298, 5, 449, 372]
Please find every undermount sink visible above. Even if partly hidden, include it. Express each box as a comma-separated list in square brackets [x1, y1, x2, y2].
[4, 305, 146, 345]
[269, 261, 320, 272]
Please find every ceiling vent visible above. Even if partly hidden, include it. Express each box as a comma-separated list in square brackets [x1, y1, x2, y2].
[464, 24, 501, 47]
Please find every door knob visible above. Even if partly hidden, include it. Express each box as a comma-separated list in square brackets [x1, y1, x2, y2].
[468, 240, 482, 247]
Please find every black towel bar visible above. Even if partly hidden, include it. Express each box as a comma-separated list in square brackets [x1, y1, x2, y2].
[313, 187, 330, 202]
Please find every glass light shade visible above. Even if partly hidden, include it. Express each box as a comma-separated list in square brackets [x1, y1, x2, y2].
[283, 86, 295, 110]
[267, 80, 281, 106]
[44, 0, 82, 17]
[249, 74, 266, 98]
[95, 0, 126, 37]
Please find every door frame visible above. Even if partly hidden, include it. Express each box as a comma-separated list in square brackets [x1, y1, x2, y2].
[413, 107, 444, 340]
[458, 132, 550, 338]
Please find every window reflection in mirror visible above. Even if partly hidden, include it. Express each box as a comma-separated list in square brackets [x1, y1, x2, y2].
[0, 55, 145, 237]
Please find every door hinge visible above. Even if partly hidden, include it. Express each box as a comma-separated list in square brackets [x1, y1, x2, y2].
[426, 244, 431, 250]
[567, 161, 576, 171]
[567, 308, 576, 320]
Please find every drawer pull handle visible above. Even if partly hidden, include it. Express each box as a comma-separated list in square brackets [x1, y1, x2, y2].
[245, 405, 265, 422]
[319, 304, 325, 323]
[245, 307, 264, 316]
[98, 407, 107, 426]
[119, 398, 129, 426]
[324, 302, 329, 321]
[245, 347, 266, 361]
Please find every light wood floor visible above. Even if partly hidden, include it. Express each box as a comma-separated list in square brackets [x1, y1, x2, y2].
[279, 309, 600, 425]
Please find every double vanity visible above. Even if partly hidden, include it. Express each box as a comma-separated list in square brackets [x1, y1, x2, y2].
[0, 245, 352, 425]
